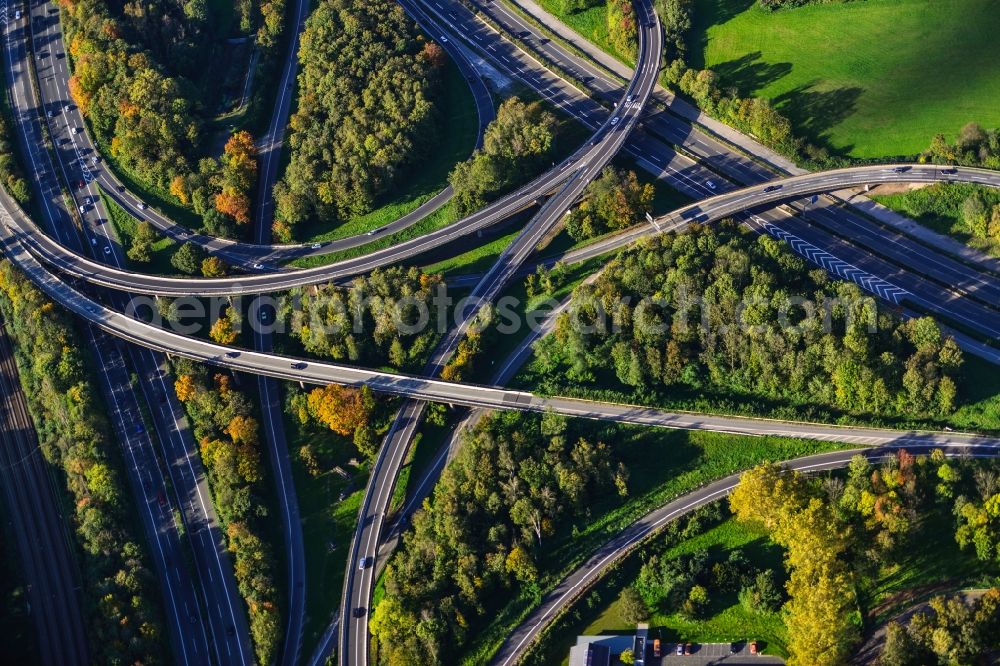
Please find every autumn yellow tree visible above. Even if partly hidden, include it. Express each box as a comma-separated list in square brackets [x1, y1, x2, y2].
[227, 415, 259, 446]
[174, 374, 198, 401]
[210, 315, 238, 345]
[201, 256, 228, 277]
[306, 384, 374, 436]
[730, 463, 859, 666]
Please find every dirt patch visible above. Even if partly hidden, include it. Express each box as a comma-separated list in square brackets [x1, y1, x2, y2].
[860, 182, 934, 197]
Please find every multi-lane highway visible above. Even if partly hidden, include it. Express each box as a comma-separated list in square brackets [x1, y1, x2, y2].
[9, 2, 254, 661]
[3, 163, 998, 297]
[338, 7, 663, 663]
[491, 445, 1000, 665]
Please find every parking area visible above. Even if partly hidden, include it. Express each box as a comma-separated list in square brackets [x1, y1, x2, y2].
[654, 641, 784, 665]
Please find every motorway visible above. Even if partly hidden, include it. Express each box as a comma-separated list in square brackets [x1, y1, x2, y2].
[10, 2, 254, 662]
[2, 163, 998, 298]
[0, 318, 87, 665]
[5, 0, 1000, 662]
[337, 5, 663, 663]
[490, 444, 1000, 665]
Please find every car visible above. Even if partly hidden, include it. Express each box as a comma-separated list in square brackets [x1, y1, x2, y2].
[47, 110, 56, 118]
[103, 246, 111, 255]
[353, 607, 366, 618]
[91, 155, 99, 165]
[891, 166, 910, 173]
[77, 179, 85, 189]
[610, 116, 620, 126]
[941, 167, 958, 175]
[359, 557, 370, 570]
[626, 94, 634, 103]
[675, 643, 684, 656]
[259, 309, 270, 323]
[157, 490, 166, 507]
[440, 35, 448, 42]
[79, 205, 86, 214]
[366, 229, 377, 236]
[134, 423, 144, 434]
[38, 51, 48, 58]
[137, 202, 147, 210]
[14, 10, 20, 20]
[291, 361, 308, 370]
[749, 640, 759, 654]
[226, 350, 241, 359]
[652, 638, 661, 657]
[685, 642, 692, 655]
[64, 104, 72, 112]
[705, 179, 717, 190]
[252, 262, 264, 270]
[763, 184, 781, 193]
[72, 127, 82, 134]
[117, 185, 126, 193]
[90, 237, 97, 246]
[310, 242, 322, 249]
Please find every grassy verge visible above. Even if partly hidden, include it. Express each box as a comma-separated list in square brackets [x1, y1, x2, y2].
[459, 423, 848, 663]
[99, 192, 180, 274]
[690, 0, 1000, 159]
[292, 57, 479, 245]
[872, 182, 1000, 258]
[533, 0, 634, 65]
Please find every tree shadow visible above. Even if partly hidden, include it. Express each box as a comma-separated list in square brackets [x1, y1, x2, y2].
[687, 0, 757, 70]
[710, 52, 793, 97]
[772, 82, 865, 157]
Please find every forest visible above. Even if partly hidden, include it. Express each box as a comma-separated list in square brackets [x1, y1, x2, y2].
[286, 267, 445, 371]
[272, 0, 444, 238]
[530, 221, 964, 419]
[449, 97, 560, 215]
[171, 357, 281, 663]
[0, 261, 166, 663]
[370, 410, 627, 663]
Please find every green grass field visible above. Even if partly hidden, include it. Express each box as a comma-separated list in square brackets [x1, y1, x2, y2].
[691, 0, 1000, 158]
[579, 519, 788, 657]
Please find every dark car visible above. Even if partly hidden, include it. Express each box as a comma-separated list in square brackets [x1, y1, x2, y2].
[226, 350, 241, 358]
[892, 165, 910, 173]
[763, 184, 781, 193]
[134, 423, 144, 434]
[941, 167, 958, 175]
[291, 361, 308, 370]
[353, 607, 366, 618]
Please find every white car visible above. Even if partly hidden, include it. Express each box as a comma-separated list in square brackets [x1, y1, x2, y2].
[72, 127, 82, 135]
[78, 205, 86, 214]
[705, 179, 717, 190]
[252, 262, 263, 270]
[90, 237, 97, 246]
[14, 10, 20, 20]
[440, 35, 448, 43]
[610, 117, 620, 126]
[359, 557, 370, 570]
[137, 202, 147, 210]
[64, 104, 72, 112]
[310, 242, 321, 249]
